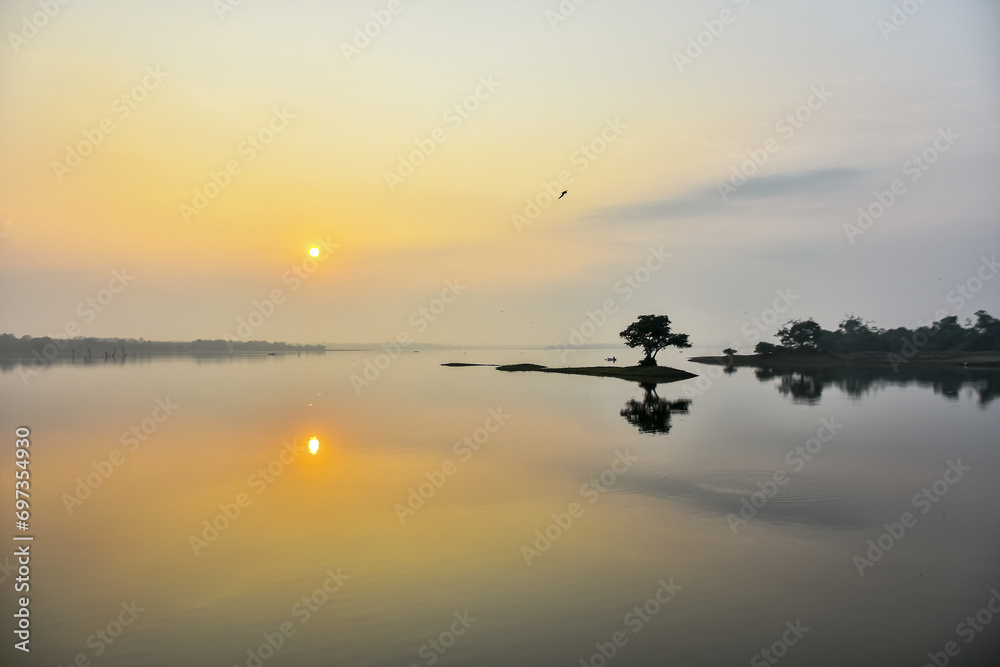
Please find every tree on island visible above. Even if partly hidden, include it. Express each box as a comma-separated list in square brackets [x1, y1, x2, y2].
[620, 315, 691, 366]
[776, 318, 823, 351]
[723, 347, 737, 358]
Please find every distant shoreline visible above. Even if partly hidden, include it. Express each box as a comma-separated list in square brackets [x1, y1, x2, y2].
[0, 333, 325, 361]
[690, 351, 1000, 368]
[0, 349, 320, 359]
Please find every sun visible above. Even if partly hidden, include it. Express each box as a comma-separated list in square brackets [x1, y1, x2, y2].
[308, 437, 319, 454]
[308, 246, 320, 258]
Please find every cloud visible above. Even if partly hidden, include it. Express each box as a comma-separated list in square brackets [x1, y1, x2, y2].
[588, 167, 869, 224]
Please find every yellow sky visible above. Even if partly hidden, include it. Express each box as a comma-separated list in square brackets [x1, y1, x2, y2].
[1, 0, 998, 345]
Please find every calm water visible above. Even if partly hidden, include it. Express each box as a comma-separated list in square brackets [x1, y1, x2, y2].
[2, 351, 999, 666]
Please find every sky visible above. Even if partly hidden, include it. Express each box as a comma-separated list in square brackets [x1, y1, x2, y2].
[0, 0, 998, 351]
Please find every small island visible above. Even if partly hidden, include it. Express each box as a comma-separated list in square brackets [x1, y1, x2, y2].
[495, 363, 696, 382]
[447, 314, 697, 384]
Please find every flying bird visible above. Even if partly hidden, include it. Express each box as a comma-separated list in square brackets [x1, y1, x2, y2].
[558, 190, 568, 199]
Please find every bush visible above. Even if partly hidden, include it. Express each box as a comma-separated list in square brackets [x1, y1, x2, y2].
[755, 342, 779, 355]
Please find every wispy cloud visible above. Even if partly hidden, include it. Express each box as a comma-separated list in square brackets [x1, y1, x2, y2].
[589, 167, 868, 224]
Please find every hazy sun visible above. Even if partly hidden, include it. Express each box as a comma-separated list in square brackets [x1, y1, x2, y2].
[308, 247, 320, 258]
[308, 437, 319, 454]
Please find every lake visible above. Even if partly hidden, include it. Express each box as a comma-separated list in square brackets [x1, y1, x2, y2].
[2, 350, 999, 666]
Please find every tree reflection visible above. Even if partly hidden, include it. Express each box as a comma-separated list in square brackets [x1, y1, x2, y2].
[750, 364, 1000, 407]
[620, 382, 691, 435]
[777, 371, 825, 405]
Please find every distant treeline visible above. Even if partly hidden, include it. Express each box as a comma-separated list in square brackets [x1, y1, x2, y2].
[0, 334, 325, 359]
[756, 311, 1000, 354]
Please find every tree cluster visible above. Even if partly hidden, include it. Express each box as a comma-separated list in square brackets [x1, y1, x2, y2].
[754, 311, 1000, 355]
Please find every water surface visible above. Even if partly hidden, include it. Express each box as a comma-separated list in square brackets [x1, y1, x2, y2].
[2, 350, 999, 666]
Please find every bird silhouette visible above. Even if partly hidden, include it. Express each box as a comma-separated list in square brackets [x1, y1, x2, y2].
[558, 190, 568, 199]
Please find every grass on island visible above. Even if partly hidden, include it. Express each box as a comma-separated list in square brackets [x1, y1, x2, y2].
[440, 362, 499, 367]
[493, 363, 697, 382]
[442, 361, 697, 382]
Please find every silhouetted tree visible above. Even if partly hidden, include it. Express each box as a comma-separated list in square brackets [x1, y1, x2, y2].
[755, 341, 780, 355]
[754, 311, 1000, 354]
[619, 315, 691, 366]
[776, 318, 824, 351]
[971, 310, 1000, 351]
[930, 316, 967, 351]
[722, 347, 737, 357]
[821, 314, 881, 352]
